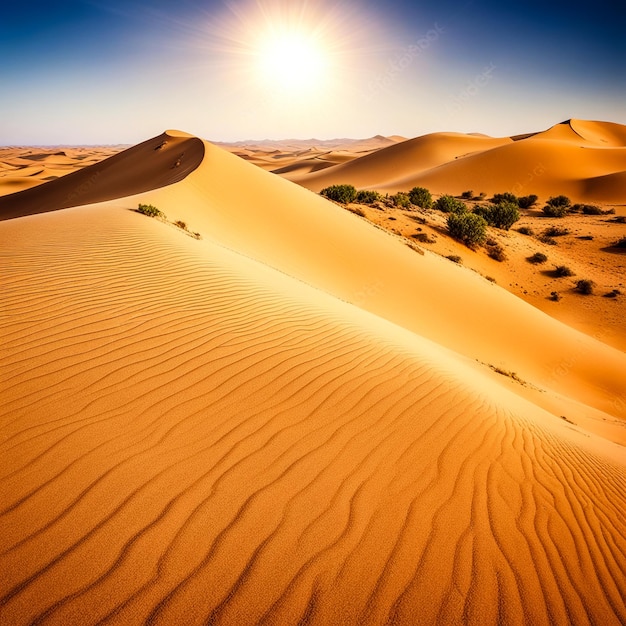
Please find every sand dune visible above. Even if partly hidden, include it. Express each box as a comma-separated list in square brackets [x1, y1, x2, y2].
[1, 130, 626, 625]
[292, 120, 626, 204]
[0, 131, 204, 220]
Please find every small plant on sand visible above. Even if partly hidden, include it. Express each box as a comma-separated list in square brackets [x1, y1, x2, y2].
[408, 186, 433, 209]
[543, 225, 569, 237]
[485, 238, 507, 261]
[174, 220, 188, 231]
[542, 195, 571, 217]
[603, 289, 621, 298]
[554, 265, 574, 277]
[573, 203, 603, 215]
[475, 201, 520, 230]
[518, 194, 538, 209]
[446, 255, 462, 264]
[392, 192, 411, 208]
[490, 192, 518, 206]
[320, 184, 357, 204]
[137, 203, 165, 219]
[412, 232, 436, 243]
[613, 237, 626, 248]
[517, 226, 534, 235]
[435, 195, 467, 214]
[356, 190, 382, 204]
[461, 190, 473, 200]
[575, 279, 595, 295]
[527, 252, 548, 264]
[550, 291, 561, 301]
[446, 212, 487, 248]
[537, 234, 557, 245]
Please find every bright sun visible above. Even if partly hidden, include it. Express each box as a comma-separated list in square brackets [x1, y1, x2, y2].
[254, 28, 330, 94]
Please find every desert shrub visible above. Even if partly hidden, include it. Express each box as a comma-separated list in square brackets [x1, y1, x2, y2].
[447, 212, 487, 247]
[543, 226, 569, 237]
[546, 195, 571, 208]
[476, 201, 520, 230]
[542, 204, 569, 217]
[137, 203, 165, 218]
[446, 255, 462, 264]
[614, 216, 626, 223]
[528, 252, 548, 264]
[485, 239, 507, 261]
[574, 203, 603, 215]
[435, 195, 467, 214]
[577, 235, 594, 240]
[518, 194, 538, 208]
[392, 192, 411, 208]
[486, 276, 496, 283]
[356, 190, 381, 204]
[412, 232, 436, 243]
[320, 184, 357, 204]
[537, 234, 558, 245]
[517, 226, 534, 235]
[613, 237, 626, 248]
[461, 190, 473, 199]
[603, 289, 621, 298]
[554, 265, 574, 277]
[575, 279, 594, 295]
[604, 208, 616, 214]
[550, 291, 561, 301]
[174, 220, 188, 230]
[408, 186, 433, 208]
[490, 192, 518, 206]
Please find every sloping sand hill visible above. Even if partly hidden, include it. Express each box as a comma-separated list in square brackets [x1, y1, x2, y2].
[292, 120, 626, 204]
[1, 131, 625, 625]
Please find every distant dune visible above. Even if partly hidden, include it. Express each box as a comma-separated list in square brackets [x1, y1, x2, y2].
[291, 120, 626, 204]
[1, 127, 625, 625]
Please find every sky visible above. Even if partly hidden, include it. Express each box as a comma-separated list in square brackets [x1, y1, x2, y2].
[1, 0, 624, 144]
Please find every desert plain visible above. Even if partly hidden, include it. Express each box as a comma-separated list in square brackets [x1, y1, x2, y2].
[1, 120, 625, 625]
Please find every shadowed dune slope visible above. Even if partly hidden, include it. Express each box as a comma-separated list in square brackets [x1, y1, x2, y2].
[1, 207, 625, 625]
[0, 131, 204, 220]
[291, 120, 626, 203]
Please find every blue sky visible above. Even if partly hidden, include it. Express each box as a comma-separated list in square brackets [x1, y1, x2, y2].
[1, 0, 624, 144]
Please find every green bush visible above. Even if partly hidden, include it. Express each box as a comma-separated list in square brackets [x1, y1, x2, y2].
[575, 279, 594, 295]
[434, 195, 467, 214]
[542, 204, 569, 217]
[573, 203, 603, 215]
[518, 194, 538, 208]
[356, 190, 381, 204]
[546, 195, 571, 208]
[528, 252, 548, 264]
[392, 192, 411, 208]
[490, 192, 518, 206]
[475, 201, 520, 230]
[320, 184, 357, 204]
[447, 212, 487, 247]
[408, 186, 433, 208]
[137, 203, 165, 218]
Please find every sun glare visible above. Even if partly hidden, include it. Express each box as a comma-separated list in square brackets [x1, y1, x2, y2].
[257, 32, 328, 92]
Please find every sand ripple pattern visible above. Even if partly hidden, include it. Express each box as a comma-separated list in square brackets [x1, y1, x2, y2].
[1, 208, 625, 625]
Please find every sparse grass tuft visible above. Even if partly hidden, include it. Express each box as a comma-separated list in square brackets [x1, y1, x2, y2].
[446, 255, 463, 264]
[517, 226, 534, 235]
[613, 237, 626, 248]
[174, 220, 188, 231]
[348, 206, 366, 217]
[485, 238, 507, 261]
[603, 289, 621, 298]
[550, 291, 561, 301]
[537, 234, 558, 245]
[412, 232, 436, 244]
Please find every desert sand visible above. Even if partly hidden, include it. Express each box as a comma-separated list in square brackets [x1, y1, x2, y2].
[1, 126, 625, 625]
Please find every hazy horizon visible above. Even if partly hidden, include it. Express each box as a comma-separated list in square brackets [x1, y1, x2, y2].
[2, 0, 624, 145]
